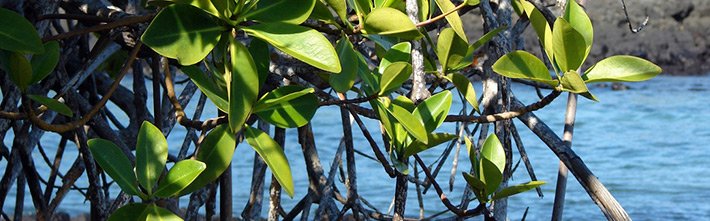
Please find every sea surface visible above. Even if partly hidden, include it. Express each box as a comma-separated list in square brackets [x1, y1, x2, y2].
[2, 75, 709, 220]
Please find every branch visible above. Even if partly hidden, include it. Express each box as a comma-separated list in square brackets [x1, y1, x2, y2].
[25, 42, 143, 133]
[413, 155, 485, 218]
[42, 14, 153, 42]
[619, 0, 649, 33]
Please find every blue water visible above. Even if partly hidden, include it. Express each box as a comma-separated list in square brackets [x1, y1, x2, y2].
[2, 76, 709, 220]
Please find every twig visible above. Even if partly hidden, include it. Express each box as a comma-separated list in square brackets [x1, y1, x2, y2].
[413, 155, 485, 218]
[416, 1, 467, 27]
[25, 42, 143, 133]
[42, 14, 153, 42]
[619, 0, 649, 33]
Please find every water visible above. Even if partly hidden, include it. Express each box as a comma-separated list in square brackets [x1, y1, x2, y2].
[2, 76, 709, 220]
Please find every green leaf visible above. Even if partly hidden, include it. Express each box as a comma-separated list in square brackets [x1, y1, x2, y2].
[0, 7, 43, 54]
[481, 134, 505, 174]
[136, 121, 168, 195]
[181, 65, 229, 112]
[30, 41, 60, 84]
[245, 126, 295, 197]
[418, 0, 430, 22]
[228, 39, 259, 133]
[87, 139, 142, 196]
[325, 0, 348, 24]
[521, 1, 554, 64]
[434, 0, 467, 43]
[330, 36, 359, 93]
[392, 95, 415, 112]
[467, 0, 480, 6]
[141, 4, 224, 65]
[463, 172, 488, 203]
[437, 28, 468, 72]
[403, 133, 456, 158]
[243, 23, 341, 73]
[154, 160, 206, 198]
[310, 0, 336, 22]
[464, 135, 475, 168]
[180, 124, 236, 195]
[552, 18, 587, 72]
[352, 0, 372, 16]
[583, 55, 662, 83]
[384, 102, 429, 144]
[446, 73, 479, 112]
[141, 204, 182, 221]
[244, 0, 316, 24]
[107, 203, 149, 221]
[363, 7, 423, 40]
[248, 39, 270, 87]
[7, 52, 33, 91]
[563, 0, 593, 59]
[492, 181, 546, 201]
[27, 95, 72, 117]
[151, 0, 224, 19]
[254, 85, 319, 128]
[378, 42, 411, 75]
[493, 50, 557, 87]
[480, 157, 503, 197]
[413, 91, 452, 133]
[471, 25, 506, 51]
[560, 71, 590, 94]
[254, 87, 314, 112]
[378, 62, 412, 95]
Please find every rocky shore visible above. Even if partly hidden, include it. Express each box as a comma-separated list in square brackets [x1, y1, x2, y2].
[464, 0, 710, 75]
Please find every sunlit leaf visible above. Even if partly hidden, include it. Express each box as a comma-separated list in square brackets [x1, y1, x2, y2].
[552, 18, 587, 72]
[27, 95, 72, 117]
[245, 126, 295, 197]
[330, 36, 359, 93]
[560, 71, 590, 94]
[564, 0, 593, 59]
[0, 7, 43, 54]
[228, 39, 259, 133]
[434, 0, 467, 43]
[324, 0, 348, 23]
[378, 42, 411, 74]
[244, 0, 316, 24]
[392, 95, 415, 112]
[254, 85, 319, 128]
[493, 50, 557, 87]
[437, 28, 468, 72]
[136, 121, 168, 195]
[384, 102, 429, 144]
[363, 7, 423, 40]
[492, 181, 546, 201]
[154, 160, 206, 198]
[521, 1, 554, 64]
[413, 91, 452, 133]
[141, 4, 224, 65]
[243, 23, 341, 73]
[379, 62, 412, 95]
[180, 124, 236, 195]
[480, 134, 505, 174]
[87, 139, 142, 196]
[583, 55, 662, 83]
[107, 203, 149, 221]
[141, 204, 182, 221]
[447, 73, 479, 112]
[403, 133, 456, 158]
[254, 87, 314, 112]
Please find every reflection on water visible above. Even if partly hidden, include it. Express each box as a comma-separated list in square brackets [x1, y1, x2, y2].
[2, 76, 709, 220]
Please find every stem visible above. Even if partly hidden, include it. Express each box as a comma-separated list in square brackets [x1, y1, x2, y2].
[416, 2, 467, 27]
[552, 93, 577, 221]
